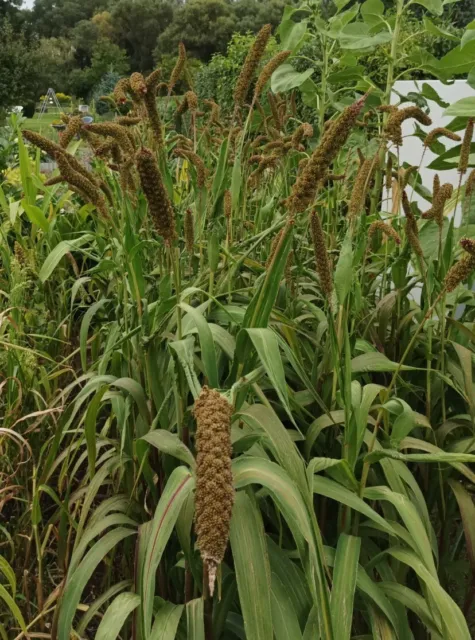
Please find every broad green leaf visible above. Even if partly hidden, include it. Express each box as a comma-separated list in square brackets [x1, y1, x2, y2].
[312, 476, 396, 536]
[330, 534, 360, 640]
[85, 385, 109, 480]
[444, 97, 475, 117]
[186, 598, 205, 640]
[267, 538, 311, 627]
[21, 199, 49, 232]
[0, 584, 26, 633]
[379, 582, 443, 637]
[141, 467, 194, 636]
[58, 528, 136, 640]
[437, 41, 475, 77]
[150, 602, 184, 640]
[169, 337, 202, 400]
[388, 548, 470, 640]
[279, 17, 308, 53]
[271, 64, 315, 93]
[364, 486, 437, 577]
[383, 398, 416, 447]
[95, 592, 140, 640]
[423, 16, 459, 41]
[339, 23, 392, 50]
[270, 568, 303, 640]
[411, 0, 443, 15]
[448, 480, 475, 571]
[39, 234, 93, 282]
[79, 298, 109, 372]
[141, 429, 195, 470]
[245, 329, 296, 427]
[237, 403, 306, 491]
[351, 352, 416, 373]
[180, 302, 219, 389]
[230, 491, 273, 640]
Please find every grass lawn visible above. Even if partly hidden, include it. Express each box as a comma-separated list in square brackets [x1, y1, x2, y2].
[24, 112, 65, 140]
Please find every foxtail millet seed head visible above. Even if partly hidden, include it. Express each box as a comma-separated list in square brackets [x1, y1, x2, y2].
[460, 236, 475, 256]
[459, 119, 474, 175]
[465, 169, 475, 197]
[368, 220, 401, 245]
[84, 122, 135, 158]
[145, 68, 161, 92]
[194, 386, 234, 596]
[130, 72, 147, 96]
[184, 208, 194, 254]
[309, 210, 333, 303]
[55, 152, 109, 220]
[115, 116, 141, 126]
[444, 254, 475, 292]
[168, 42, 187, 94]
[433, 173, 440, 199]
[348, 155, 378, 219]
[113, 77, 130, 105]
[422, 183, 453, 227]
[424, 127, 461, 147]
[233, 24, 272, 108]
[59, 115, 83, 149]
[287, 92, 368, 214]
[224, 190, 232, 219]
[385, 155, 393, 190]
[385, 106, 432, 147]
[136, 147, 176, 244]
[253, 50, 291, 102]
[291, 122, 313, 149]
[402, 190, 424, 260]
[143, 90, 164, 149]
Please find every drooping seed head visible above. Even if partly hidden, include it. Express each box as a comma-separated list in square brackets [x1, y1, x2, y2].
[253, 50, 291, 102]
[136, 147, 176, 243]
[459, 119, 474, 175]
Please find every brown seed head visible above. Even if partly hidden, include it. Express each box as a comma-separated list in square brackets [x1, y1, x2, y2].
[136, 147, 176, 243]
[465, 169, 475, 197]
[59, 115, 83, 149]
[168, 42, 187, 94]
[184, 208, 194, 253]
[368, 220, 401, 245]
[459, 119, 474, 175]
[130, 72, 147, 96]
[115, 116, 141, 126]
[385, 106, 432, 146]
[234, 24, 272, 108]
[113, 78, 130, 105]
[460, 236, 475, 256]
[402, 191, 424, 260]
[424, 127, 461, 147]
[143, 90, 164, 149]
[287, 93, 368, 214]
[145, 68, 161, 92]
[422, 183, 453, 227]
[444, 254, 475, 292]
[194, 386, 234, 596]
[253, 51, 291, 102]
[348, 155, 378, 219]
[291, 123, 313, 148]
[224, 190, 232, 219]
[55, 152, 109, 219]
[85, 123, 135, 158]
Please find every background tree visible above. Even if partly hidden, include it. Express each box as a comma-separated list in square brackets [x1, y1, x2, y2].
[111, 0, 175, 71]
[233, 0, 286, 34]
[156, 0, 236, 61]
[0, 19, 39, 111]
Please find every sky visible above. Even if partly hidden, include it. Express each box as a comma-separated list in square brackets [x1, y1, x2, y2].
[23, 0, 34, 8]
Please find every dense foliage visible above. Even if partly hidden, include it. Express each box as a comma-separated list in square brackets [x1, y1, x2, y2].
[1, 1, 475, 639]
